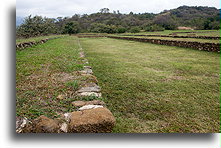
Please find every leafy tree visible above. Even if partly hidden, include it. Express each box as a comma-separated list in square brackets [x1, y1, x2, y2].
[64, 21, 80, 35]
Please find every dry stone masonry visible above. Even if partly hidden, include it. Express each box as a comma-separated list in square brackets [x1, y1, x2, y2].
[16, 37, 115, 133]
[16, 36, 62, 50]
[108, 36, 220, 53]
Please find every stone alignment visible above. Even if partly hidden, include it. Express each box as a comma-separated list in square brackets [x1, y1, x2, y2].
[16, 37, 62, 50]
[108, 36, 220, 53]
[16, 37, 115, 133]
[121, 34, 220, 40]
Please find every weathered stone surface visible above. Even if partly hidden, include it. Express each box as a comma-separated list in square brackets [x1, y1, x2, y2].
[83, 66, 91, 69]
[32, 115, 59, 133]
[78, 105, 103, 111]
[80, 69, 93, 74]
[72, 100, 105, 107]
[64, 113, 72, 122]
[68, 107, 115, 133]
[77, 92, 102, 97]
[16, 117, 30, 133]
[77, 85, 101, 93]
[72, 101, 86, 107]
[60, 123, 68, 133]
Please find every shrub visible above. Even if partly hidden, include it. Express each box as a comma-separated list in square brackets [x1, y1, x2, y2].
[129, 27, 140, 33]
[145, 24, 165, 32]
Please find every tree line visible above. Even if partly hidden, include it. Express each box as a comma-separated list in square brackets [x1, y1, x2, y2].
[16, 6, 220, 38]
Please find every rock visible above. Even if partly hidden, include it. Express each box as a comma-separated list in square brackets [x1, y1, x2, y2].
[77, 92, 102, 97]
[79, 69, 93, 74]
[86, 100, 105, 106]
[78, 105, 103, 111]
[83, 66, 91, 69]
[64, 113, 72, 122]
[77, 85, 101, 93]
[60, 123, 68, 133]
[57, 94, 65, 100]
[33, 115, 59, 133]
[72, 101, 86, 107]
[72, 100, 105, 107]
[16, 117, 30, 133]
[79, 52, 85, 58]
[68, 107, 115, 133]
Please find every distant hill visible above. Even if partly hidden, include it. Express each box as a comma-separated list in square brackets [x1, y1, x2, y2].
[16, 16, 24, 27]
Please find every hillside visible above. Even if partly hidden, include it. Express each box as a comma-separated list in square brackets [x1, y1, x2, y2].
[16, 6, 220, 37]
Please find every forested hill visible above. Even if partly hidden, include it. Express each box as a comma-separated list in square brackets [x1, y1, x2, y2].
[16, 6, 220, 38]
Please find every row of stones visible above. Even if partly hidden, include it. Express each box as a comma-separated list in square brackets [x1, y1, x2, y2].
[16, 41, 115, 133]
[108, 36, 220, 53]
[16, 37, 62, 50]
[122, 34, 220, 40]
[16, 38, 49, 50]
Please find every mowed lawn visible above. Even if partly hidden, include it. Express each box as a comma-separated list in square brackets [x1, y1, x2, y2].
[80, 37, 220, 133]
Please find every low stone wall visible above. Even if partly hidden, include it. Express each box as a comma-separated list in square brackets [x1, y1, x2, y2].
[77, 35, 107, 38]
[108, 36, 220, 53]
[122, 34, 220, 40]
[16, 38, 116, 133]
[16, 37, 62, 50]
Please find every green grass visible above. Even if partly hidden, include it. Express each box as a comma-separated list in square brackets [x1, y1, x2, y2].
[16, 36, 84, 119]
[16, 34, 66, 44]
[118, 30, 219, 37]
[119, 35, 219, 43]
[80, 37, 220, 133]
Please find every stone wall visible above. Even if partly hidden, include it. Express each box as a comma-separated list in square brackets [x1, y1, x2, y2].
[122, 34, 220, 40]
[16, 38, 116, 133]
[16, 37, 62, 50]
[108, 36, 220, 53]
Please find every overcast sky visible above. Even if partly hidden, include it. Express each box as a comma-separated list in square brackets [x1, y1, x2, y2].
[16, 0, 220, 18]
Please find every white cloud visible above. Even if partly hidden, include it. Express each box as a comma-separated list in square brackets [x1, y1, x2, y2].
[16, 0, 220, 18]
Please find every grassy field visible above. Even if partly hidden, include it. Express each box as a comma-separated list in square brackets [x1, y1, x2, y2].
[80, 37, 220, 133]
[16, 34, 66, 44]
[119, 30, 219, 37]
[119, 36, 220, 43]
[16, 34, 220, 133]
[16, 36, 86, 119]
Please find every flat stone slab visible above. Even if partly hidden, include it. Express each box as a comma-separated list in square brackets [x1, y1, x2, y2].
[77, 92, 102, 97]
[72, 100, 106, 107]
[68, 107, 116, 133]
[77, 85, 101, 93]
[79, 69, 93, 74]
[78, 105, 103, 111]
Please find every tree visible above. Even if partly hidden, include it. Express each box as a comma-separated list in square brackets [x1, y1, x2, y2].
[100, 8, 110, 14]
[64, 21, 80, 35]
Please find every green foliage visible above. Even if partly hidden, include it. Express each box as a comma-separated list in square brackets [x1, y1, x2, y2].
[64, 21, 80, 35]
[116, 26, 127, 33]
[129, 27, 140, 33]
[145, 24, 165, 32]
[16, 6, 220, 38]
[16, 15, 56, 38]
[89, 23, 117, 33]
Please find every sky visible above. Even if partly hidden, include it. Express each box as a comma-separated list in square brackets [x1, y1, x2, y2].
[16, 0, 220, 18]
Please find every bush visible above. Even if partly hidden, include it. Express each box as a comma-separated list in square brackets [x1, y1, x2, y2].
[116, 26, 127, 33]
[129, 27, 140, 33]
[145, 24, 165, 32]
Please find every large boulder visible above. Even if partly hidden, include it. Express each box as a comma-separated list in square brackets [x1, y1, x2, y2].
[32, 115, 59, 133]
[68, 107, 115, 133]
